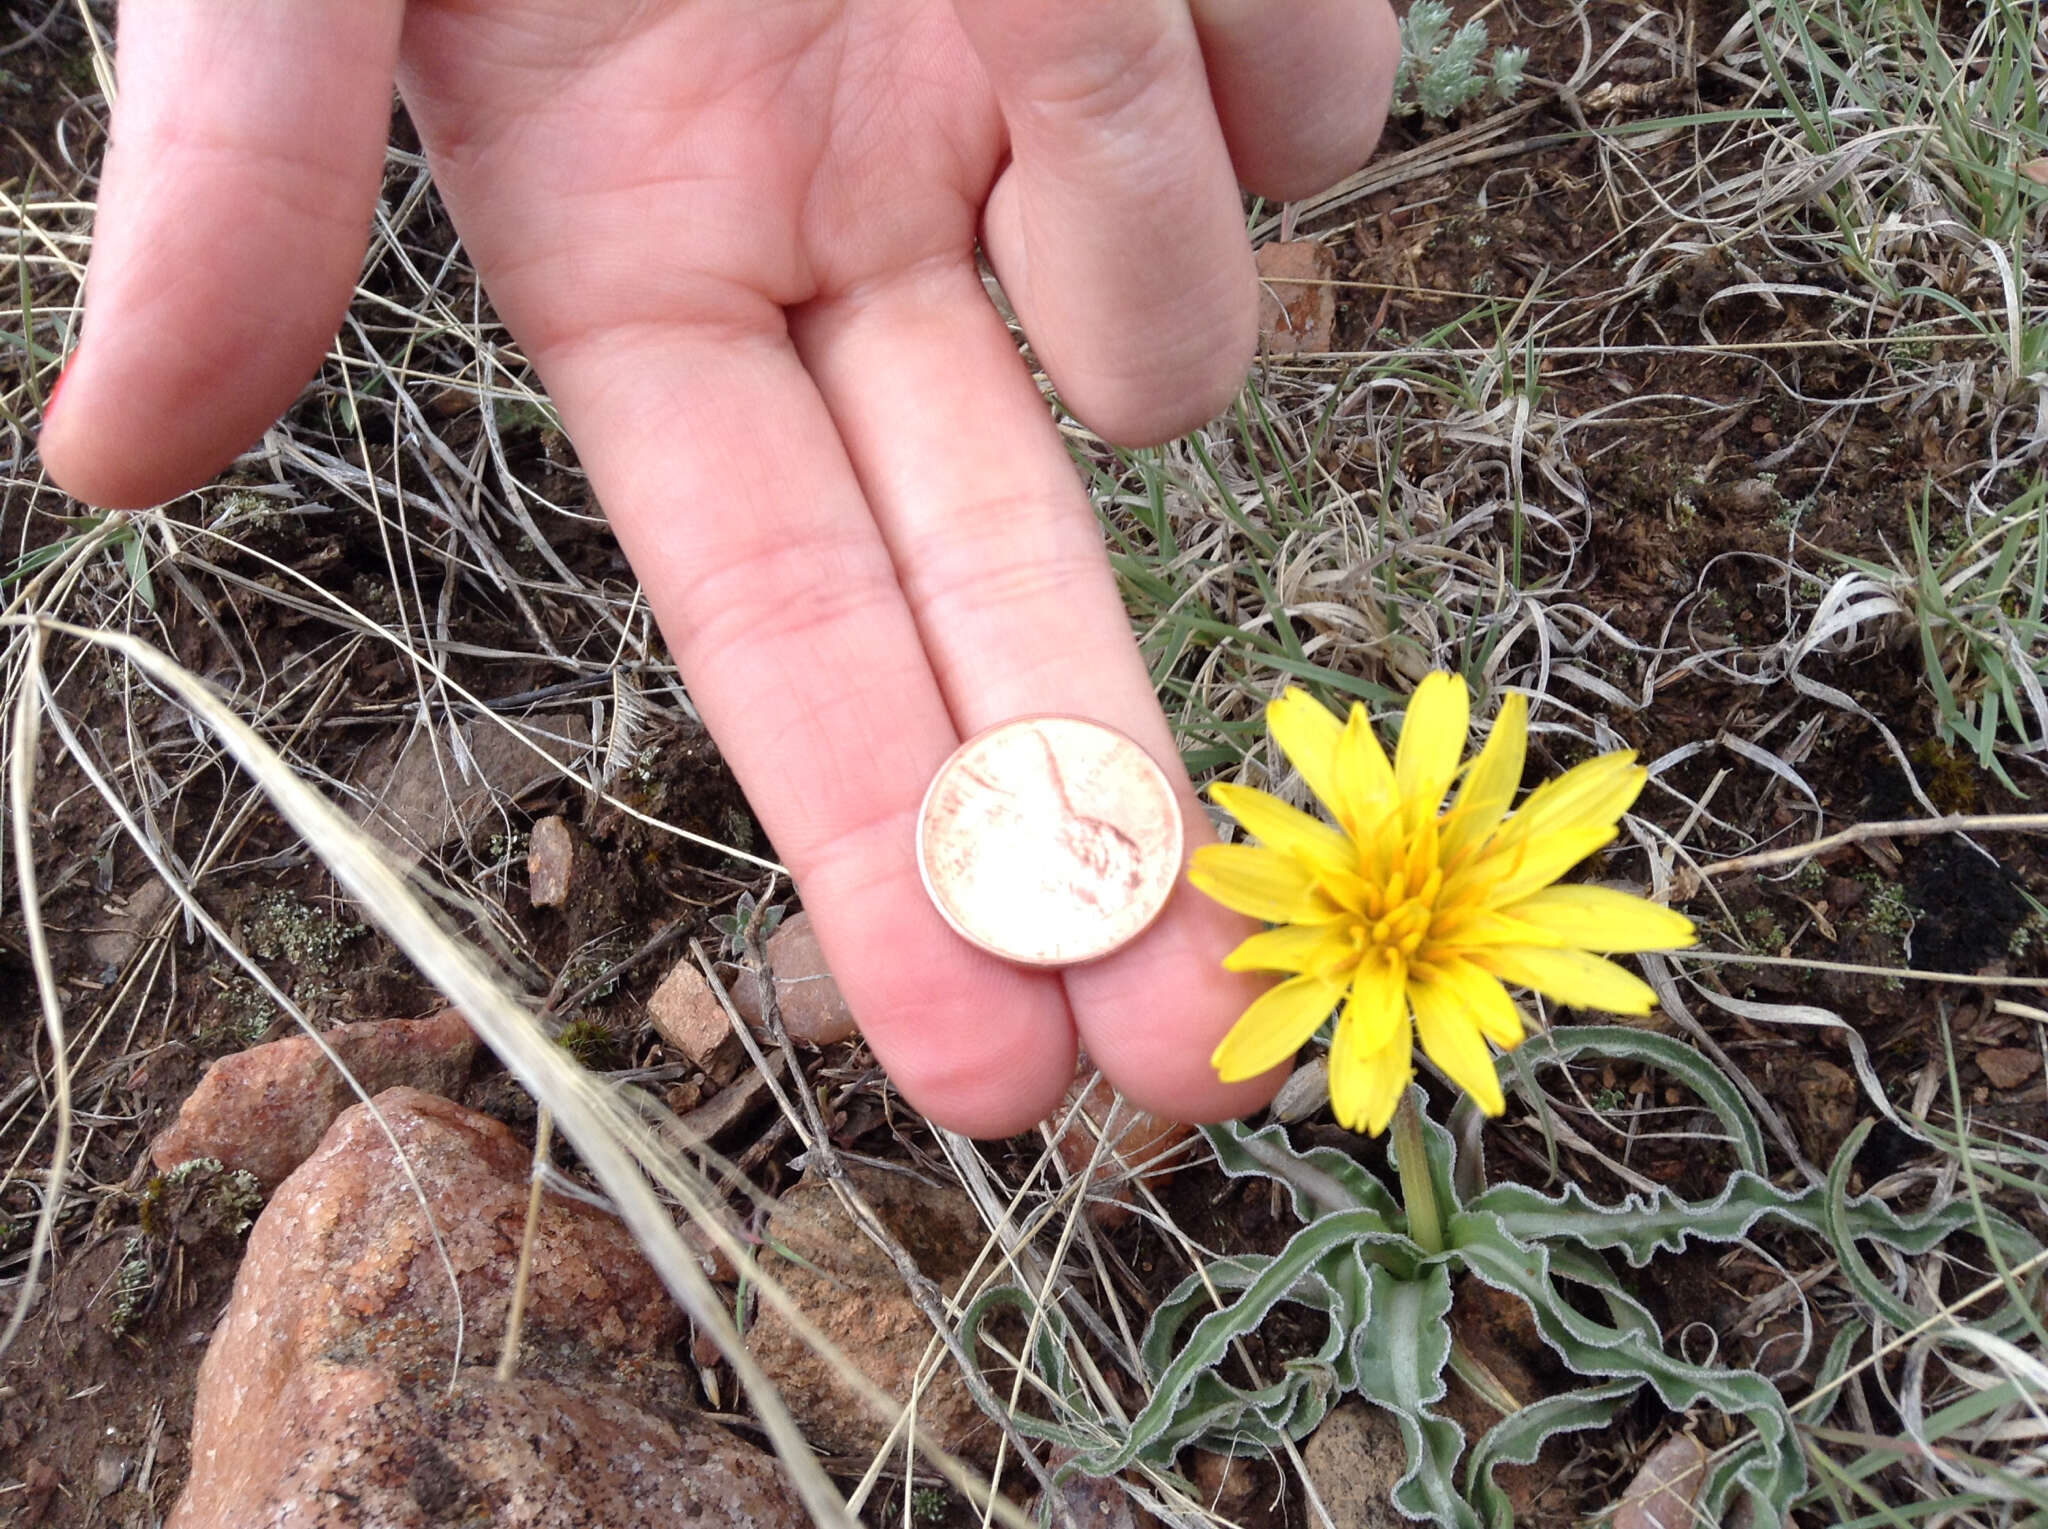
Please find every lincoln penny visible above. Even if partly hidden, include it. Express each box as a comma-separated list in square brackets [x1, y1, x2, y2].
[916, 717, 1185, 968]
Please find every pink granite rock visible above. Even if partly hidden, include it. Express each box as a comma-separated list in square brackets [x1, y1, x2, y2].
[648, 958, 745, 1083]
[727, 912, 857, 1047]
[744, 1162, 997, 1467]
[171, 1087, 802, 1528]
[151, 1008, 479, 1189]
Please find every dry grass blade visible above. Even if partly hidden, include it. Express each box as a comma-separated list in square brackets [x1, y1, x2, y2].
[0, 623, 68, 1362]
[1694, 812, 2048, 884]
[495, 1106, 553, 1384]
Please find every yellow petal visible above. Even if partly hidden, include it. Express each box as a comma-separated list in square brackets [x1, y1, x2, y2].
[1505, 885, 1697, 953]
[1265, 689, 1346, 820]
[1188, 844, 1324, 923]
[1473, 945, 1659, 1015]
[1417, 954, 1525, 1048]
[1329, 1006, 1413, 1137]
[1208, 782, 1356, 879]
[1224, 922, 1356, 975]
[1492, 752, 1645, 851]
[1393, 671, 1470, 823]
[1466, 823, 1618, 909]
[1404, 805, 1441, 889]
[1357, 801, 1406, 887]
[1431, 905, 1562, 949]
[1344, 946, 1408, 1051]
[1211, 973, 1346, 1081]
[1410, 975, 1506, 1115]
[1332, 702, 1397, 836]
[1442, 691, 1527, 861]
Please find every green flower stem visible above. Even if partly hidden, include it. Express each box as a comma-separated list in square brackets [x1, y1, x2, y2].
[1392, 1094, 1444, 1254]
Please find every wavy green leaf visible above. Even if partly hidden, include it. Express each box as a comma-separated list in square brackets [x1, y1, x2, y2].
[1464, 1380, 1638, 1529]
[1514, 1025, 1769, 1172]
[1351, 1264, 1471, 1527]
[1204, 1116, 1400, 1222]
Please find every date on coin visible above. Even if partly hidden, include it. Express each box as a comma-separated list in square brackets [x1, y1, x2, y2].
[916, 717, 1185, 968]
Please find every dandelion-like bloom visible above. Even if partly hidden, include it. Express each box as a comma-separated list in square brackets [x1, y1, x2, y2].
[1190, 674, 1695, 1136]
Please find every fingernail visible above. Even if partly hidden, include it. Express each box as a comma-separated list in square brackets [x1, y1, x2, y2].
[41, 363, 71, 428]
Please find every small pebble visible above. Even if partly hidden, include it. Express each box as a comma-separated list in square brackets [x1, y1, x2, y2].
[93, 1447, 130, 1500]
[526, 815, 576, 908]
[726, 913, 857, 1047]
[1977, 1047, 2041, 1091]
[647, 960, 744, 1083]
[1255, 240, 1338, 355]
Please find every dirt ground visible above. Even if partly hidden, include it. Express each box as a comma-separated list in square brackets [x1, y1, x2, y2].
[4, 2, 2045, 1526]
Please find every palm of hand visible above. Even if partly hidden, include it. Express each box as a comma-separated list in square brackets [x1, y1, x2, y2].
[399, 0, 1001, 340]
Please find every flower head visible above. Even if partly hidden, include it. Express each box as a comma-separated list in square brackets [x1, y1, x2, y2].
[1190, 674, 1695, 1136]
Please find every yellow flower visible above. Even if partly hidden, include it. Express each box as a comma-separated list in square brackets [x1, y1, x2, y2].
[1190, 674, 1695, 1136]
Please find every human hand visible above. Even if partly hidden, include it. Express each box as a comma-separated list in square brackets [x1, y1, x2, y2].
[38, 0, 1398, 1136]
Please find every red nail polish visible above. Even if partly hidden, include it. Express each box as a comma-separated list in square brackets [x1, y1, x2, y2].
[41, 364, 70, 427]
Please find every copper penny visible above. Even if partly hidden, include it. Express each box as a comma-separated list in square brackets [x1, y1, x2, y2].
[916, 716, 1185, 968]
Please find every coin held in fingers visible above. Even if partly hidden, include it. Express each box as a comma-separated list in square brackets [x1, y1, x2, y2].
[917, 717, 1186, 969]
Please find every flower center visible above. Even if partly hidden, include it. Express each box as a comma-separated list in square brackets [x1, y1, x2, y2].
[1347, 825, 1449, 963]
[1369, 899, 1432, 956]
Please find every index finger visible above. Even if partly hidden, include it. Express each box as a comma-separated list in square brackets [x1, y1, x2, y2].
[38, 0, 403, 509]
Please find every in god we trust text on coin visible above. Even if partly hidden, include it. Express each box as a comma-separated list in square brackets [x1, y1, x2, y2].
[916, 717, 1185, 968]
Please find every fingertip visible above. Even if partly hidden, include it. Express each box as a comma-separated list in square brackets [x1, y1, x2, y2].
[1115, 1052, 1284, 1127]
[36, 336, 297, 509]
[984, 174, 1257, 449]
[35, 293, 353, 508]
[38, 359, 70, 428]
[884, 1012, 1081, 1139]
[1057, 268, 1257, 448]
[1067, 867, 1285, 1126]
[844, 931, 1080, 1139]
[963, 0, 1258, 450]
[1197, 0, 1403, 203]
[798, 892, 1081, 1138]
[35, 348, 158, 509]
[40, 0, 403, 509]
[795, 848, 1082, 1142]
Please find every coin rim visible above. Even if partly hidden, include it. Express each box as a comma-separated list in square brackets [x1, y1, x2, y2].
[915, 714, 1186, 970]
